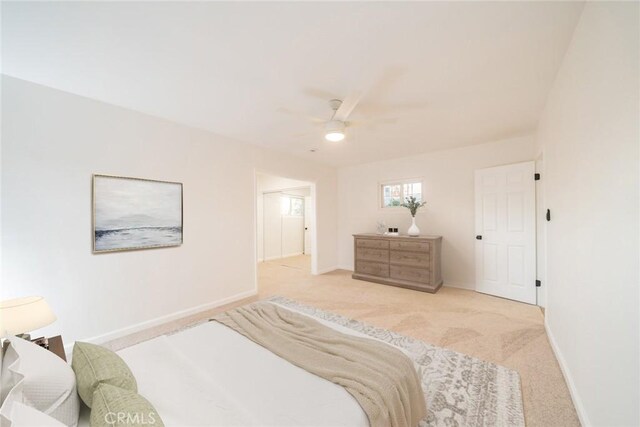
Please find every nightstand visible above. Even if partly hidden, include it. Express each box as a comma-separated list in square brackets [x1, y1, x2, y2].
[32, 335, 67, 361]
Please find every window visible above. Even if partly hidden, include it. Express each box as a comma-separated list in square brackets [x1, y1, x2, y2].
[290, 198, 304, 216]
[281, 195, 304, 216]
[381, 180, 423, 208]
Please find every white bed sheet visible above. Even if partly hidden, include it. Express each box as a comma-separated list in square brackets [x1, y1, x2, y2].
[80, 302, 415, 427]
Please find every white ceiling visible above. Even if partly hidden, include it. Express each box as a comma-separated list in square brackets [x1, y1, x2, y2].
[2, 2, 584, 167]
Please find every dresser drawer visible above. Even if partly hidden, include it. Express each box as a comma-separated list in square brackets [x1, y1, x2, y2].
[390, 250, 430, 267]
[356, 247, 389, 262]
[390, 265, 431, 283]
[389, 240, 431, 253]
[355, 260, 389, 278]
[356, 239, 389, 250]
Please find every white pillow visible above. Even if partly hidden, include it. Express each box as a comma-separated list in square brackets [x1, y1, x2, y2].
[1, 402, 66, 427]
[0, 337, 79, 427]
[1, 339, 22, 404]
[0, 340, 14, 404]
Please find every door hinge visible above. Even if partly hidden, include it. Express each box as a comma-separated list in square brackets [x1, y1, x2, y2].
[534, 173, 541, 181]
[536, 280, 541, 287]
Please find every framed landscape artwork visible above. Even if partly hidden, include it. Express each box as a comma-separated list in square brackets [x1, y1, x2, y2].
[92, 174, 183, 253]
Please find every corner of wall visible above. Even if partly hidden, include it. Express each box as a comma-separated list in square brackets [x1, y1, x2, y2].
[544, 316, 591, 426]
[314, 265, 339, 275]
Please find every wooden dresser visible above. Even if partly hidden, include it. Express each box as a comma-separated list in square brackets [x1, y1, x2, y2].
[352, 234, 443, 293]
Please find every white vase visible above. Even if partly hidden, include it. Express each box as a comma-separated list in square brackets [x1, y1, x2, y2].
[408, 216, 420, 237]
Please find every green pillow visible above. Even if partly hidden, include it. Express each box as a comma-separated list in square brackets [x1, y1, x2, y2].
[71, 342, 137, 407]
[90, 383, 164, 427]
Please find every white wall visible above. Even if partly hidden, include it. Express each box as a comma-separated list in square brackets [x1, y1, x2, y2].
[0, 6, 3, 289]
[262, 193, 283, 262]
[534, 3, 639, 426]
[257, 174, 312, 194]
[1, 76, 338, 346]
[337, 135, 535, 288]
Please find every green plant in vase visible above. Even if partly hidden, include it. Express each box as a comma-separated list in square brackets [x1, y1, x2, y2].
[401, 196, 426, 236]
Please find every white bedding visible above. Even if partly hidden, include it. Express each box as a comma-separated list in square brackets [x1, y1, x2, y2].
[80, 302, 413, 427]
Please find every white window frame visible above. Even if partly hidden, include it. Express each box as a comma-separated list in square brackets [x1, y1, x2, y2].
[379, 178, 425, 211]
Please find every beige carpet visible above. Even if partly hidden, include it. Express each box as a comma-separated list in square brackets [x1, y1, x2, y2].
[258, 255, 579, 427]
[107, 254, 579, 427]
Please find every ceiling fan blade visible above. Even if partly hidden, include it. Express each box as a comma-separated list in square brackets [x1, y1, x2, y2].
[353, 66, 429, 115]
[365, 66, 407, 102]
[348, 117, 398, 127]
[357, 102, 429, 116]
[303, 87, 339, 101]
[277, 107, 324, 124]
[334, 91, 363, 122]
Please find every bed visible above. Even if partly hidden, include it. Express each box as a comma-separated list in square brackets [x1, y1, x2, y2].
[2, 296, 525, 427]
[95, 312, 372, 426]
[76, 296, 525, 427]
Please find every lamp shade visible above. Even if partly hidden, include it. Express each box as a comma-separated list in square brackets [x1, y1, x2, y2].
[0, 296, 57, 335]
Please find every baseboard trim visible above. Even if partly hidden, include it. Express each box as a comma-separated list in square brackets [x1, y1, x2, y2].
[282, 251, 304, 258]
[64, 289, 257, 355]
[315, 265, 338, 275]
[263, 253, 305, 261]
[337, 264, 354, 271]
[544, 316, 591, 426]
[442, 281, 474, 290]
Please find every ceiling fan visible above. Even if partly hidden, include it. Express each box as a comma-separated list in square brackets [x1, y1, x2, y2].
[279, 91, 396, 144]
[280, 68, 431, 144]
[323, 96, 359, 142]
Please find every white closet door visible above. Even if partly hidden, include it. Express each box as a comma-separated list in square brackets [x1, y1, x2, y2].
[282, 195, 304, 257]
[263, 193, 282, 260]
[282, 215, 304, 257]
[475, 161, 536, 304]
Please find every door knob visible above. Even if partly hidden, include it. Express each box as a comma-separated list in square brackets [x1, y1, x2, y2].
[476, 235, 482, 240]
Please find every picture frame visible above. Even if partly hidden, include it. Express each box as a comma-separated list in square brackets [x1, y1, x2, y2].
[92, 174, 183, 253]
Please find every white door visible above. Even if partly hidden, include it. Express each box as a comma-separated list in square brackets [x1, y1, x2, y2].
[281, 195, 304, 257]
[475, 161, 536, 304]
[304, 196, 312, 255]
[263, 192, 282, 260]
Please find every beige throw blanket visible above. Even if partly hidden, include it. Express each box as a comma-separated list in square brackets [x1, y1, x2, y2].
[211, 302, 427, 427]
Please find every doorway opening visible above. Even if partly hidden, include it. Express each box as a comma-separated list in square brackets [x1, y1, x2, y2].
[255, 172, 316, 285]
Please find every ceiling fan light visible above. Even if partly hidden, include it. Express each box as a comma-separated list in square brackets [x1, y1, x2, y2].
[325, 131, 345, 142]
[325, 120, 346, 142]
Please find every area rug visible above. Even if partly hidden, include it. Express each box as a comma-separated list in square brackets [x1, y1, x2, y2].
[268, 295, 525, 427]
